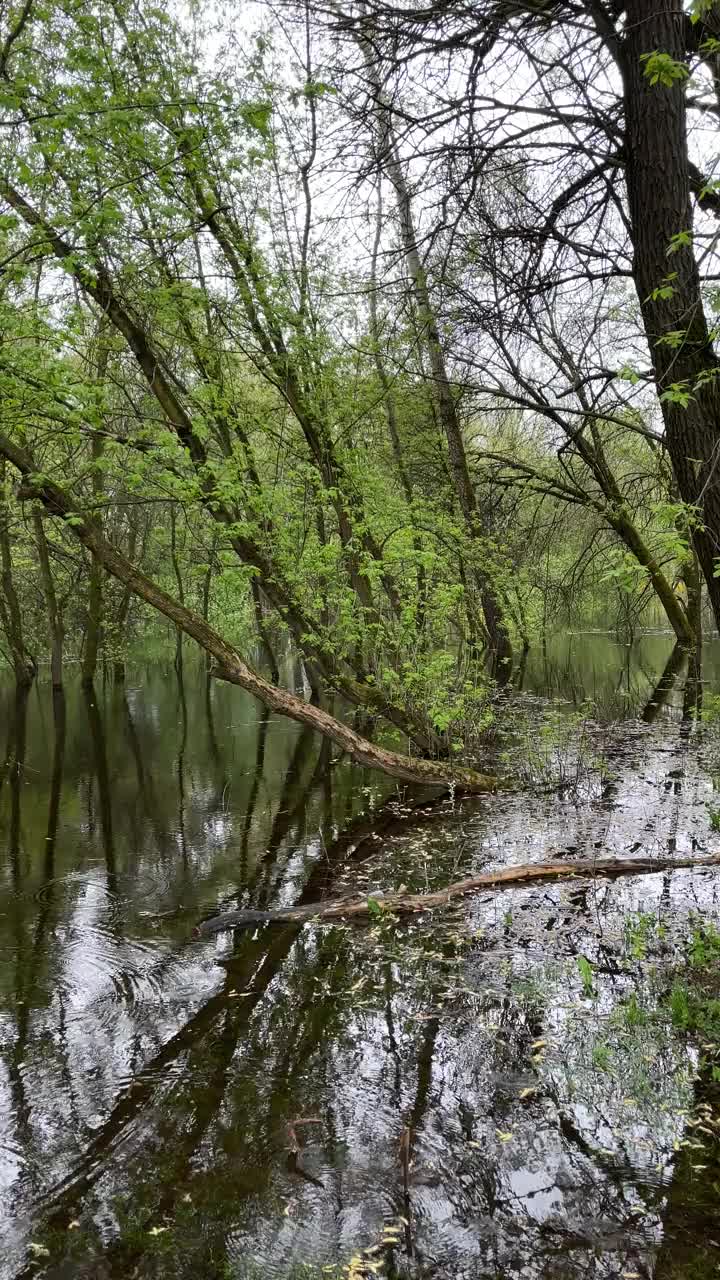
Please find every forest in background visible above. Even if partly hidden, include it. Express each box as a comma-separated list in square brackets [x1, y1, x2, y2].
[0, 0, 719, 784]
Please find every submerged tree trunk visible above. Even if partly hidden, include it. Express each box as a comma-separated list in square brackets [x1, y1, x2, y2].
[197, 852, 720, 934]
[641, 642, 687, 723]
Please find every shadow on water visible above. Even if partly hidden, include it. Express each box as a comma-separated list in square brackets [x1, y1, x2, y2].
[2, 636, 720, 1276]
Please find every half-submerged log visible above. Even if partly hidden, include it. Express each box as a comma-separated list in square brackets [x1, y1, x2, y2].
[196, 853, 720, 935]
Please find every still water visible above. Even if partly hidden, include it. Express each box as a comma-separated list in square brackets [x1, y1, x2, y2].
[2, 632, 720, 1278]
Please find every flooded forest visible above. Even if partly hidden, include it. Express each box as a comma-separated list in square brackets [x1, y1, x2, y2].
[3, 0, 720, 1276]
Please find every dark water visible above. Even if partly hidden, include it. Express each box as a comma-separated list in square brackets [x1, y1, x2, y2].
[3, 633, 720, 1278]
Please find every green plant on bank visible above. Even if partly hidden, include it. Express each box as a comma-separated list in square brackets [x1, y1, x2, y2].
[591, 1040, 612, 1072]
[621, 992, 648, 1029]
[502, 708, 608, 789]
[623, 910, 666, 960]
[701, 693, 720, 726]
[707, 804, 720, 833]
[577, 954, 594, 996]
[666, 923, 720, 1079]
[688, 921, 720, 970]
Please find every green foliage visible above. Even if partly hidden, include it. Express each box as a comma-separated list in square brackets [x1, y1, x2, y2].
[623, 911, 665, 960]
[239, 100, 273, 137]
[646, 270, 679, 302]
[667, 229, 693, 254]
[621, 992, 648, 1029]
[665, 924, 720, 1061]
[591, 1039, 612, 1072]
[688, 922, 720, 969]
[640, 51, 690, 88]
[660, 381, 695, 407]
[702, 693, 720, 724]
[0, 0, 707, 764]
[577, 954, 594, 996]
[707, 804, 720, 832]
[691, 0, 717, 23]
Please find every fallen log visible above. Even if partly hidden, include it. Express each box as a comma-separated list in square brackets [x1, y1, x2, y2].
[196, 852, 720, 935]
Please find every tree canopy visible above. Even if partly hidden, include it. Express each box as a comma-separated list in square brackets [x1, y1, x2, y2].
[0, 0, 717, 783]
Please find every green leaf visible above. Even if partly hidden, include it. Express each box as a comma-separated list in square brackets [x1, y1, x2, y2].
[667, 229, 692, 254]
[240, 100, 272, 137]
[577, 954, 594, 996]
[660, 382, 695, 407]
[639, 51, 690, 88]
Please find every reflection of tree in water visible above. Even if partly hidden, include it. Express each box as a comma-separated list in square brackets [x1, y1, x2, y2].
[653, 1070, 720, 1279]
[1, 682, 30, 886]
[3, 657, 720, 1277]
[83, 683, 117, 896]
[21, 897, 686, 1278]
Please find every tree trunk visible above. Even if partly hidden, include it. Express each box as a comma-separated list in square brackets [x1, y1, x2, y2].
[370, 183, 427, 631]
[622, 0, 720, 628]
[361, 59, 512, 670]
[0, 460, 35, 685]
[169, 503, 184, 674]
[81, 338, 108, 685]
[607, 507, 694, 644]
[682, 546, 703, 644]
[82, 545, 103, 684]
[251, 577, 281, 685]
[32, 509, 64, 687]
[200, 529, 216, 674]
[114, 513, 140, 681]
[1, 432, 498, 792]
[196, 851, 720, 933]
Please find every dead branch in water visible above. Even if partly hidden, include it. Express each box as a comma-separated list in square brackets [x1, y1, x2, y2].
[197, 853, 720, 934]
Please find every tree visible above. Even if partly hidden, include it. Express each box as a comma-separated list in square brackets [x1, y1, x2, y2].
[0, 0, 508, 781]
[330, 0, 720, 631]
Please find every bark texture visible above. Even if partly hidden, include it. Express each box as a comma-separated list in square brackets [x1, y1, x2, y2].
[622, 0, 720, 625]
[32, 510, 64, 687]
[0, 459, 35, 685]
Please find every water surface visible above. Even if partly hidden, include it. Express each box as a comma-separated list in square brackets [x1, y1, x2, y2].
[2, 633, 720, 1277]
